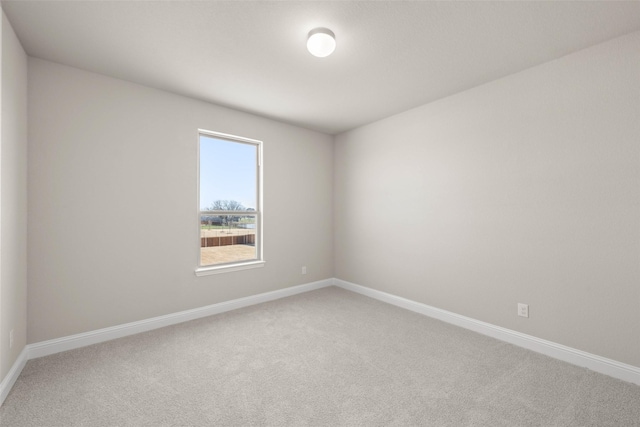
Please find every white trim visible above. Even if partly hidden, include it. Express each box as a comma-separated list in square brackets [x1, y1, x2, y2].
[1, 279, 331, 406]
[3, 277, 638, 408]
[198, 129, 262, 146]
[0, 347, 27, 406]
[28, 279, 332, 360]
[333, 278, 640, 386]
[195, 260, 265, 276]
[197, 129, 264, 272]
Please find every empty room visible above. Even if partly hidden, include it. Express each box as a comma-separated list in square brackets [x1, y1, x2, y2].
[1, 1, 639, 425]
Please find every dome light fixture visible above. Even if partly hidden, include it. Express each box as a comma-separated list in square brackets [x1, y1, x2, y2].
[307, 27, 336, 58]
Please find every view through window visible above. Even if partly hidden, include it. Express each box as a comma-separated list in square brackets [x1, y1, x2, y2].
[198, 131, 261, 269]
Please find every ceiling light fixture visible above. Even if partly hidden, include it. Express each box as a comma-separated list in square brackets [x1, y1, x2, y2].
[307, 28, 336, 58]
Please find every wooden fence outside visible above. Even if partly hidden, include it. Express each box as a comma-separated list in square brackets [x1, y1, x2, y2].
[201, 234, 255, 247]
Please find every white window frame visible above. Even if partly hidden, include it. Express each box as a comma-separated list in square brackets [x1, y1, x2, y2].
[195, 129, 264, 276]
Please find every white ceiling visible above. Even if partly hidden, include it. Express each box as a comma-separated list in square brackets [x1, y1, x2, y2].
[3, 1, 640, 135]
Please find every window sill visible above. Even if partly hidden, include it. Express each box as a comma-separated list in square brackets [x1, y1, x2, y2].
[195, 260, 265, 276]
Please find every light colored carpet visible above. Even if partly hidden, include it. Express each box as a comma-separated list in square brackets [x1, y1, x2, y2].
[1, 286, 639, 426]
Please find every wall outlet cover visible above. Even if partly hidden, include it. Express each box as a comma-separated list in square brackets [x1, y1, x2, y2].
[518, 303, 529, 318]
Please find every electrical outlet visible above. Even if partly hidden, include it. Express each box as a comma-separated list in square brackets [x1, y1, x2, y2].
[9, 329, 14, 349]
[301, 266, 307, 275]
[517, 303, 529, 318]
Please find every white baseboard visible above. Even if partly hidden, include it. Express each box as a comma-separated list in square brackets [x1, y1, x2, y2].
[333, 278, 640, 386]
[3, 276, 637, 409]
[0, 347, 27, 406]
[1, 278, 332, 406]
[28, 278, 333, 360]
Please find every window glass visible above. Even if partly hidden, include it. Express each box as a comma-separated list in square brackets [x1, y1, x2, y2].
[199, 132, 261, 269]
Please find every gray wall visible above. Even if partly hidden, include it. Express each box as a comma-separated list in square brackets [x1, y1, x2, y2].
[0, 11, 28, 379]
[334, 32, 640, 367]
[27, 58, 333, 344]
[17, 23, 640, 372]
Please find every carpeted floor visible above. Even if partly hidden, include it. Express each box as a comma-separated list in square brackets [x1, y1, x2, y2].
[1, 286, 639, 426]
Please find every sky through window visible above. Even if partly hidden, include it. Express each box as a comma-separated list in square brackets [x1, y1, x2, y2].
[199, 135, 257, 210]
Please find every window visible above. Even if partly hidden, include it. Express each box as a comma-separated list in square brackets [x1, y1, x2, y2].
[196, 130, 263, 275]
